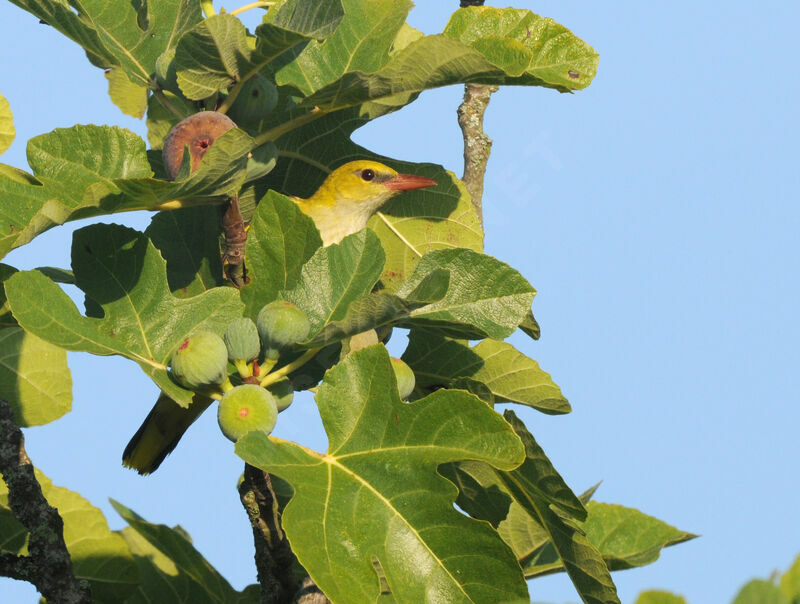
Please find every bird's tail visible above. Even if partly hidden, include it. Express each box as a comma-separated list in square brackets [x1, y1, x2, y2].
[122, 392, 213, 475]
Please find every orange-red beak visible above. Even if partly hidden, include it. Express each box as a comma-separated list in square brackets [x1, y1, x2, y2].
[383, 173, 437, 191]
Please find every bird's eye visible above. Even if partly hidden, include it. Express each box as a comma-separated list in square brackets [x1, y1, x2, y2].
[360, 168, 375, 181]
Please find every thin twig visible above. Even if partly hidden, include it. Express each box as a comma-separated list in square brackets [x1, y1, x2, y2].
[0, 398, 91, 603]
[229, 1, 274, 17]
[456, 0, 496, 225]
[153, 88, 187, 121]
[200, 0, 216, 17]
[457, 83, 497, 223]
[260, 348, 321, 388]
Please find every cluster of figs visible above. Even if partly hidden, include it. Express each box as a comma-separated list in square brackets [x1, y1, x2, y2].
[171, 301, 416, 443]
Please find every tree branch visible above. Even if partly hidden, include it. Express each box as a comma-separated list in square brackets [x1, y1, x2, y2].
[0, 398, 91, 603]
[457, 83, 498, 224]
[457, 0, 497, 224]
[239, 463, 301, 603]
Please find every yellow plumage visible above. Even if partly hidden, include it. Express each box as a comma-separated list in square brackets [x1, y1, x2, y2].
[123, 160, 436, 474]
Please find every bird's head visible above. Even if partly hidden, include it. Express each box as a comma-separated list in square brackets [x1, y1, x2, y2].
[309, 160, 437, 213]
[299, 160, 437, 246]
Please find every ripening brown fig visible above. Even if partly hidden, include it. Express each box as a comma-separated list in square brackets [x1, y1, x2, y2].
[162, 111, 237, 180]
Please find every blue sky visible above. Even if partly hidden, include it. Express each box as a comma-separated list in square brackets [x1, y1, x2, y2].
[2, 2, 799, 602]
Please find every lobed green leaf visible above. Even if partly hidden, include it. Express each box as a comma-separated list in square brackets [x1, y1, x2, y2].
[274, 0, 411, 97]
[146, 206, 225, 298]
[105, 68, 149, 118]
[403, 331, 569, 414]
[0, 326, 72, 426]
[634, 591, 688, 604]
[0, 92, 14, 155]
[581, 502, 698, 572]
[4, 225, 242, 404]
[0, 125, 252, 259]
[237, 345, 528, 603]
[732, 580, 788, 604]
[111, 500, 257, 603]
[175, 14, 254, 101]
[279, 229, 385, 335]
[780, 552, 800, 602]
[496, 411, 619, 603]
[9, 0, 202, 101]
[239, 191, 322, 319]
[396, 249, 536, 340]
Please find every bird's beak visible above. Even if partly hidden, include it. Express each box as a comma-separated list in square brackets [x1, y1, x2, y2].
[383, 173, 437, 191]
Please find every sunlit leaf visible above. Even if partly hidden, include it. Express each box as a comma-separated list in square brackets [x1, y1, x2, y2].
[5, 225, 242, 404]
[239, 191, 322, 319]
[0, 326, 71, 426]
[0, 92, 14, 155]
[105, 68, 148, 118]
[237, 345, 528, 602]
[8, 0, 202, 89]
[396, 249, 535, 339]
[279, 229, 385, 335]
[634, 591, 688, 604]
[0, 125, 251, 259]
[404, 332, 569, 414]
[732, 580, 788, 604]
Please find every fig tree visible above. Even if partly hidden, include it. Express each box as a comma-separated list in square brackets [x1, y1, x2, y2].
[217, 384, 278, 442]
[170, 331, 229, 391]
[257, 301, 311, 360]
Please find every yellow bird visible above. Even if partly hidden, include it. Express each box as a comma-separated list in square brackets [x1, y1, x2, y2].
[123, 160, 436, 474]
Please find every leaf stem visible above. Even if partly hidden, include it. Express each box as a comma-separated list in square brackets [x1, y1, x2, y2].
[200, 0, 216, 17]
[216, 77, 248, 115]
[229, 2, 274, 16]
[260, 358, 278, 376]
[234, 359, 253, 378]
[253, 108, 326, 145]
[260, 348, 320, 388]
[153, 89, 187, 121]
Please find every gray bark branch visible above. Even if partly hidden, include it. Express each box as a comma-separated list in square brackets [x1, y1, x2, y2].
[457, 0, 496, 225]
[457, 83, 498, 223]
[0, 398, 91, 603]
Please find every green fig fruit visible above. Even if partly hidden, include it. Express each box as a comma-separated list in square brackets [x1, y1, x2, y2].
[228, 74, 278, 124]
[257, 301, 311, 360]
[267, 379, 294, 412]
[162, 111, 237, 180]
[391, 357, 415, 400]
[224, 318, 260, 363]
[217, 384, 278, 442]
[170, 331, 229, 390]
